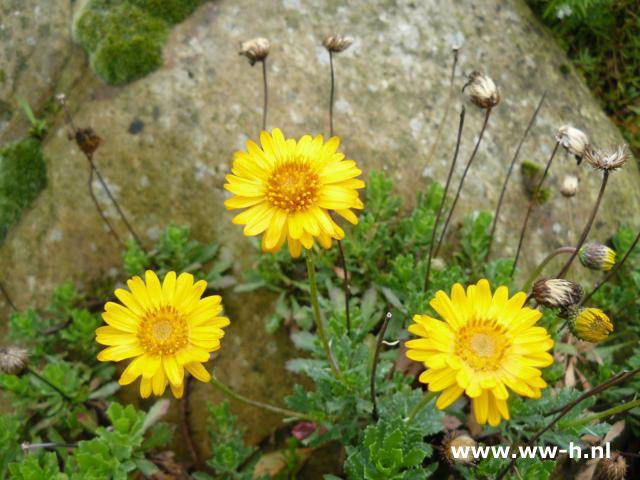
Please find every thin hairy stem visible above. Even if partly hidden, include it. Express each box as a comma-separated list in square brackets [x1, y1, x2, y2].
[488, 91, 547, 259]
[261, 59, 268, 132]
[305, 249, 342, 379]
[87, 155, 144, 250]
[329, 51, 335, 137]
[565, 398, 640, 429]
[88, 163, 121, 245]
[520, 246, 576, 293]
[27, 367, 73, 402]
[179, 376, 198, 465]
[371, 312, 392, 421]
[210, 371, 314, 420]
[424, 106, 466, 292]
[423, 47, 460, 168]
[613, 294, 640, 318]
[497, 366, 640, 480]
[582, 226, 640, 305]
[435, 107, 492, 257]
[0, 281, 17, 311]
[336, 239, 352, 334]
[405, 391, 437, 423]
[556, 170, 610, 279]
[511, 142, 560, 277]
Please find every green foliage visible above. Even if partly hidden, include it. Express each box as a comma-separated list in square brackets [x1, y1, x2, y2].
[122, 223, 235, 289]
[193, 401, 262, 480]
[73, 0, 203, 85]
[526, 0, 640, 153]
[18, 98, 48, 139]
[344, 417, 434, 480]
[0, 137, 47, 243]
[8, 402, 172, 480]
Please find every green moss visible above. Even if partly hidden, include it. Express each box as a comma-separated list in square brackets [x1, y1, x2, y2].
[0, 138, 47, 243]
[520, 160, 550, 204]
[74, 0, 204, 85]
[129, 0, 206, 23]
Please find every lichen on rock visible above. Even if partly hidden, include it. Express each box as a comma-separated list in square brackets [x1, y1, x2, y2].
[72, 0, 206, 85]
[0, 138, 47, 243]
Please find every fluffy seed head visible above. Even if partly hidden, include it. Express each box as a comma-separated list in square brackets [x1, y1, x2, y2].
[239, 37, 270, 65]
[532, 279, 583, 308]
[569, 307, 613, 343]
[560, 174, 579, 197]
[579, 243, 616, 271]
[442, 431, 477, 466]
[592, 451, 627, 480]
[555, 125, 589, 161]
[463, 71, 500, 109]
[322, 34, 353, 53]
[584, 144, 630, 171]
[0, 346, 29, 375]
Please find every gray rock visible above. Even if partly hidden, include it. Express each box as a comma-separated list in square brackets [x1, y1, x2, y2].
[1, 0, 638, 465]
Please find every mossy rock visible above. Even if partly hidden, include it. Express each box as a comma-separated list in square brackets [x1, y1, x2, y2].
[129, 0, 206, 24]
[520, 160, 551, 204]
[0, 138, 47, 243]
[73, 0, 204, 85]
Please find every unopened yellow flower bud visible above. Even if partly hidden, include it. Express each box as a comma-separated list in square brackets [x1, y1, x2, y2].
[579, 243, 615, 271]
[570, 308, 613, 343]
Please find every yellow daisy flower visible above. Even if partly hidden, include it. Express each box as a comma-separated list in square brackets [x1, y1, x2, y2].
[223, 128, 364, 257]
[406, 279, 554, 427]
[96, 271, 230, 398]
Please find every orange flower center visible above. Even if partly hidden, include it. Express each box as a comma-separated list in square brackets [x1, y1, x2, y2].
[454, 318, 510, 371]
[266, 160, 319, 213]
[138, 306, 188, 355]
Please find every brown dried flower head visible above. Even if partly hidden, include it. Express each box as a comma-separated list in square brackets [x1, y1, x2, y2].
[592, 451, 627, 480]
[239, 37, 270, 65]
[532, 278, 583, 308]
[441, 431, 477, 466]
[555, 125, 589, 162]
[560, 174, 579, 197]
[463, 71, 500, 109]
[0, 346, 29, 375]
[322, 34, 353, 53]
[73, 127, 102, 157]
[584, 144, 630, 171]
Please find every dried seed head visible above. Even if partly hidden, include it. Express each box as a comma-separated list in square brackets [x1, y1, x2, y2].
[592, 451, 626, 480]
[560, 174, 579, 197]
[555, 125, 589, 162]
[584, 144, 630, 172]
[579, 243, 616, 271]
[239, 37, 270, 65]
[55, 93, 66, 106]
[0, 346, 29, 375]
[463, 71, 500, 109]
[74, 127, 102, 156]
[322, 34, 353, 53]
[532, 278, 583, 308]
[569, 307, 613, 343]
[441, 431, 477, 466]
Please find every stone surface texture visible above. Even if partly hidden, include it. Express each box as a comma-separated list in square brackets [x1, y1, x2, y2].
[1, 0, 639, 464]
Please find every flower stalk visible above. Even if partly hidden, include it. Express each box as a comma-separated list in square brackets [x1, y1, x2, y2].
[0, 280, 17, 311]
[406, 391, 437, 423]
[336, 238, 352, 334]
[435, 107, 493, 257]
[210, 371, 313, 420]
[87, 158, 122, 246]
[305, 249, 342, 379]
[488, 91, 547, 259]
[178, 376, 198, 465]
[556, 170, 610, 278]
[521, 246, 576, 293]
[261, 59, 268, 131]
[424, 106, 465, 292]
[563, 398, 640, 430]
[511, 141, 560, 277]
[27, 367, 73, 402]
[371, 312, 392, 421]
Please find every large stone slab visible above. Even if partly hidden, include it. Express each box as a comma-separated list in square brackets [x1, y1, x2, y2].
[1, 0, 638, 464]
